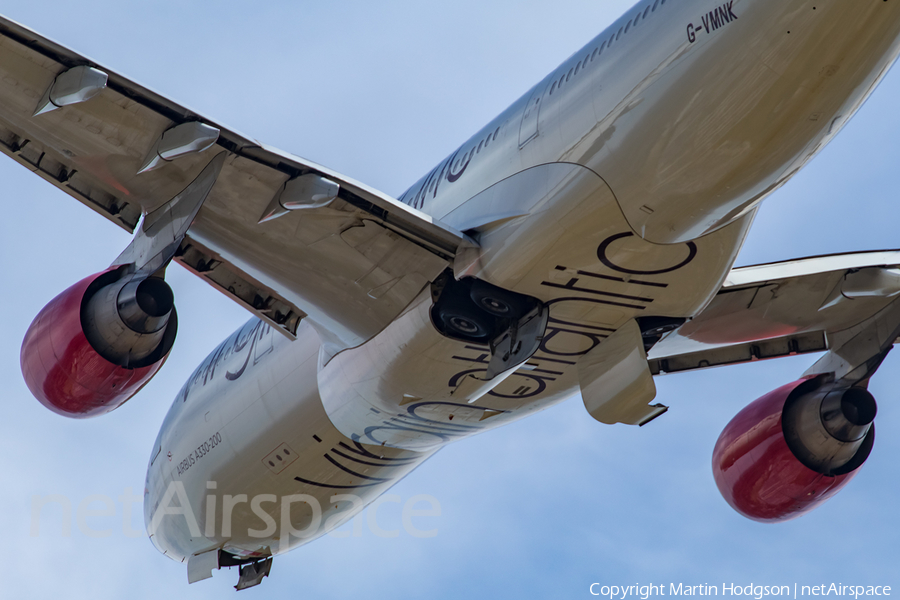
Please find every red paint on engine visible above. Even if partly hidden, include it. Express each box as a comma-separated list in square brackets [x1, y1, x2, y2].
[712, 380, 857, 522]
[20, 271, 166, 418]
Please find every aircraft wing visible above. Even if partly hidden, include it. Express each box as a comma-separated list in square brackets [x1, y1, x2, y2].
[0, 16, 464, 350]
[649, 250, 900, 375]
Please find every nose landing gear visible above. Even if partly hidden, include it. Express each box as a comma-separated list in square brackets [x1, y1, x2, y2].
[234, 558, 272, 591]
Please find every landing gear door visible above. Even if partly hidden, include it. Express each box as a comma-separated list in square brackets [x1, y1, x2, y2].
[578, 319, 667, 426]
[518, 81, 547, 148]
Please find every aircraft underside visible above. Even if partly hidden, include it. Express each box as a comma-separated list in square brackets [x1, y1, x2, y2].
[6, 0, 900, 591]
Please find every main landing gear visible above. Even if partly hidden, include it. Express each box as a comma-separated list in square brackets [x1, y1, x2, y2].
[430, 270, 548, 378]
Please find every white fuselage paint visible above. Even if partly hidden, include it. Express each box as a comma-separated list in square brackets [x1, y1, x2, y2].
[144, 0, 900, 566]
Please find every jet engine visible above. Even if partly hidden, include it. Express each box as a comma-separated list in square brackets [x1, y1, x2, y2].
[20, 267, 177, 418]
[712, 377, 875, 522]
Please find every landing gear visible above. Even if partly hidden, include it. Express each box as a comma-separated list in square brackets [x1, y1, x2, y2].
[217, 551, 272, 591]
[469, 279, 532, 318]
[234, 558, 272, 591]
[187, 549, 273, 591]
[430, 271, 548, 378]
[636, 316, 685, 351]
[434, 301, 494, 342]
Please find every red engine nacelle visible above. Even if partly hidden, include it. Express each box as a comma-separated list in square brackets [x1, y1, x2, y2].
[21, 268, 177, 418]
[713, 377, 875, 522]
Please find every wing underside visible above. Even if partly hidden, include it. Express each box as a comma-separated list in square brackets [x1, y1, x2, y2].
[650, 251, 900, 374]
[0, 16, 464, 350]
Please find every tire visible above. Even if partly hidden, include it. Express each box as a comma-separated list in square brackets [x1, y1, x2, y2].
[636, 316, 685, 338]
[469, 279, 531, 319]
[434, 303, 493, 342]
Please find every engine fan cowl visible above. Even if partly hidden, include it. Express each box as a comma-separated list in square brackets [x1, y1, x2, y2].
[712, 378, 874, 523]
[20, 268, 177, 418]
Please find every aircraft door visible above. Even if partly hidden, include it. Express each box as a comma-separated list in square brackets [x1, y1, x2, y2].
[518, 81, 548, 147]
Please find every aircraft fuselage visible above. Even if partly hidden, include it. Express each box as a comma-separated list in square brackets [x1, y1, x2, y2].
[144, 0, 900, 568]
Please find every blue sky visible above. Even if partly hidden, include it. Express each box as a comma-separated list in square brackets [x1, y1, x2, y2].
[1, 1, 898, 598]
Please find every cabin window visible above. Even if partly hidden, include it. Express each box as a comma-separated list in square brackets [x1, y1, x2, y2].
[493, 127, 499, 141]
[591, 47, 598, 60]
[652, 0, 660, 10]
[566, 67, 573, 81]
[477, 140, 483, 153]
[574, 61, 581, 76]
[616, 26, 623, 40]
[643, 5, 651, 18]
[625, 20, 632, 34]
[550, 81, 557, 94]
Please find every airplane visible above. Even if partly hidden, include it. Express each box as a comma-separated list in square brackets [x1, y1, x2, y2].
[4, 0, 900, 592]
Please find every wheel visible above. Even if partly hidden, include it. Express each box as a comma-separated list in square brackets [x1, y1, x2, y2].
[433, 303, 493, 341]
[637, 316, 685, 338]
[469, 279, 531, 319]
